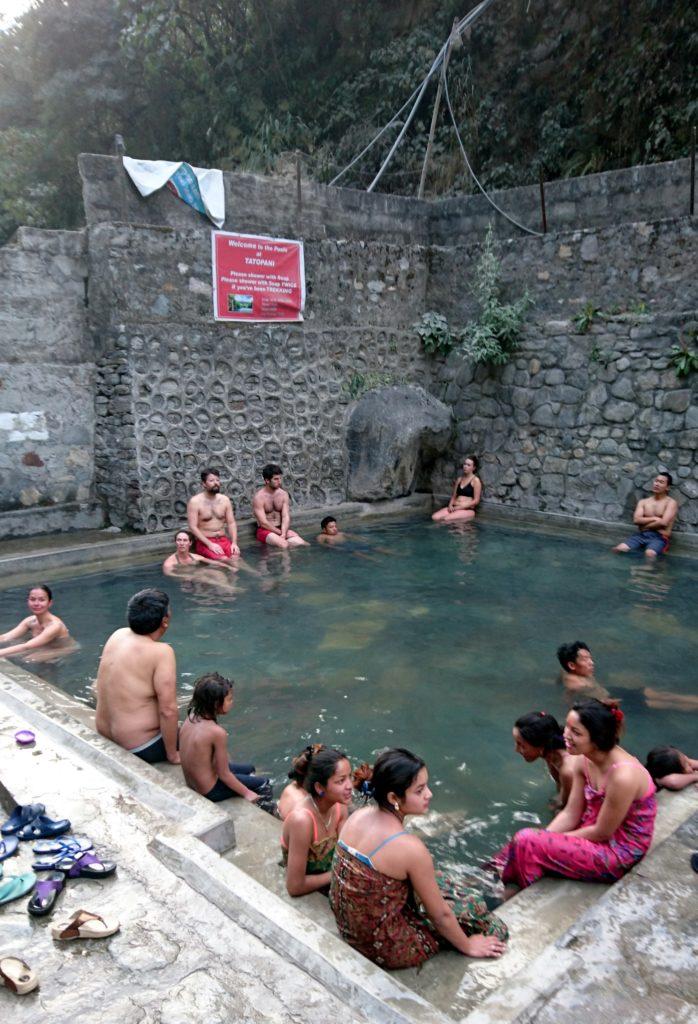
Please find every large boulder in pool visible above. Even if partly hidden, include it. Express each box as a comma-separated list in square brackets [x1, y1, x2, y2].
[346, 385, 452, 501]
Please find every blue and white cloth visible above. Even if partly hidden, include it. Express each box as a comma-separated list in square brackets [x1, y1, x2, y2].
[122, 156, 225, 227]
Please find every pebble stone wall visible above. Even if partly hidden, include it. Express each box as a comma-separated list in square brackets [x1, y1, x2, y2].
[432, 312, 698, 532]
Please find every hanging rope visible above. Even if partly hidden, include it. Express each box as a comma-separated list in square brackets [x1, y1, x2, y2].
[441, 61, 543, 236]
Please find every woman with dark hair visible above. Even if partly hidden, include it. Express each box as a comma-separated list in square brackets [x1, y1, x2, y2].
[513, 711, 578, 807]
[281, 747, 353, 896]
[645, 746, 698, 790]
[431, 456, 482, 524]
[0, 585, 75, 661]
[278, 744, 326, 820]
[500, 700, 656, 896]
[330, 748, 507, 969]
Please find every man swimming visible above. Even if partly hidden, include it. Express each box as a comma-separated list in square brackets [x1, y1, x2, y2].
[613, 471, 678, 558]
[557, 640, 698, 712]
[252, 463, 309, 549]
[316, 516, 348, 545]
[187, 468, 240, 561]
[95, 588, 180, 764]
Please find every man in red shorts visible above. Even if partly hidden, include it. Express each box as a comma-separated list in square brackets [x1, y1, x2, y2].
[187, 467, 241, 561]
[252, 463, 309, 549]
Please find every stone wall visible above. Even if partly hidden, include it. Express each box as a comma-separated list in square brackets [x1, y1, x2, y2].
[432, 311, 698, 532]
[430, 158, 694, 243]
[87, 219, 433, 530]
[0, 227, 102, 536]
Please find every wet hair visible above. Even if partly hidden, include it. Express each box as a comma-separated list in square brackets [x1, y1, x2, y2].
[657, 470, 673, 487]
[296, 747, 348, 796]
[645, 746, 683, 780]
[354, 748, 426, 811]
[29, 584, 52, 601]
[127, 588, 170, 635]
[320, 516, 336, 530]
[288, 743, 326, 783]
[570, 699, 623, 752]
[174, 528, 194, 543]
[188, 672, 233, 720]
[463, 454, 479, 472]
[514, 711, 565, 752]
[557, 640, 590, 671]
[200, 467, 219, 482]
[262, 463, 283, 481]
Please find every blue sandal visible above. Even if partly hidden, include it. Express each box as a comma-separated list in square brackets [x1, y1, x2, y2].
[33, 835, 92, 857]
[0, 872, 36, 906]
[1, 804, 45, 836]
[17, 815, 70, 841]
[0, 837, 19, 863]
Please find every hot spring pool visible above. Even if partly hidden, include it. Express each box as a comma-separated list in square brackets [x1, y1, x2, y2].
[1, 517, 696, 885]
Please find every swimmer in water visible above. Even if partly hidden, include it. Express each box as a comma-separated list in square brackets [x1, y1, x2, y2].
[0, 585, 76, 662]
[316, 516, 349, 545]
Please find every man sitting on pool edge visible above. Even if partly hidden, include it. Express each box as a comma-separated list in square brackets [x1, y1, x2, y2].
[252, 463, 309, 549]
[613, 470, 677, 558]
[95, 588, 180, 764]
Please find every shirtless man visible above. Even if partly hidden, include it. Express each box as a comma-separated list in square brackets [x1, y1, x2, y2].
[316, 516, 348, 545]
[557, 639, 698, 712]
[95, 588, 180, 764]
[252, 463, 309, 548]
[613, 471, 678, 558]
[187, 468, 240, 561]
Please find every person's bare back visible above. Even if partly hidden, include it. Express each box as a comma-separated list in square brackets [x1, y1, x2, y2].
[95, 589, 179, 763]
[178, 716, 223, 793]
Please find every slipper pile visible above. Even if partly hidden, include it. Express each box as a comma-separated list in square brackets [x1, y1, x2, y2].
[0, 805, 121, 999]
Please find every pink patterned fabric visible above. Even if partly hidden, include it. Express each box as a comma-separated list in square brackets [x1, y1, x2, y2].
[501, 759, 656, 888]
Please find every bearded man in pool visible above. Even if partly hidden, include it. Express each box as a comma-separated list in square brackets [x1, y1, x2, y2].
[95, 588, 180, 764]
[187, 468, 240, 561]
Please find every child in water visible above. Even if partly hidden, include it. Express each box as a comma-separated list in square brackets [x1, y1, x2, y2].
[645, 746, 698, 790]
[179, 673, 276, 812]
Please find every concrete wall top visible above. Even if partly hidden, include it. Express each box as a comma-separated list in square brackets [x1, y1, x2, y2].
[430, 157, 694, 243]
[78, 154, 431, 244]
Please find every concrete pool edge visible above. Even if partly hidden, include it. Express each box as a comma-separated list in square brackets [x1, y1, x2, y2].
[1, 661, 696, 1023]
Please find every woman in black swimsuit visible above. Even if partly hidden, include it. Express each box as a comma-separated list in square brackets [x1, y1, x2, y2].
[432, 455, 482, 523]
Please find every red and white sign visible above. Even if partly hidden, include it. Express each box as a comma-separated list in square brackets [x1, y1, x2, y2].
[211, 231, 305, 322]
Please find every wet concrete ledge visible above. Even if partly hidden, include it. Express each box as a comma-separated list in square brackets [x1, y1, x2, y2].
[1, 662, 696, 1023]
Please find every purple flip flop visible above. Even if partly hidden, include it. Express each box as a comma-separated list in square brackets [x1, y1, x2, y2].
[27, 872, 65, 917]
[64, 851, 117, 879]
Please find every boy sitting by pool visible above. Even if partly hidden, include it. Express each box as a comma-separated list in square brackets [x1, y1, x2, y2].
[316, 516, 348, 545]
[179, 672, 276, 812]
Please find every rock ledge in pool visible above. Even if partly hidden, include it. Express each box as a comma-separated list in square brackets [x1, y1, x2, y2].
[346, 385, 452, 501]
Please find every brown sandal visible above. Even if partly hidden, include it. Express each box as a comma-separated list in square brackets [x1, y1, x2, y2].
[51, 908, 120, 941]
[0, 956, 38, 994]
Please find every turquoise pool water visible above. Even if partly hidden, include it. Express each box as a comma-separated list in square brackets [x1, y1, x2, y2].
[1, 518, 696, 886]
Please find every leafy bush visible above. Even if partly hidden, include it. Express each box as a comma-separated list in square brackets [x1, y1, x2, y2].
[669, 338, 698, 378]
[460, 226, 531, 366]
[414, 312, 459, 356]
[344, 371, 400, 400]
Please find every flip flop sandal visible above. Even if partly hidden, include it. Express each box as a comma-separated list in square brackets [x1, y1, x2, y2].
[64, 851, 117, 879]
[17, 815, 71, 841]
[27, 872, 65, 917]
[51, 909, 120, 941]
[0, 836, 19, 862]
[0, 956, 39, 995]
[1, 804, 45, 836]
[33, 835, 93, 857]
[0, 872, 37, 906]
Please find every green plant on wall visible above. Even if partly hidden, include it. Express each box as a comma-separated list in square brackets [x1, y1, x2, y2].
[460, 225, 531, 366]
[573, 302, 602, 334]
[344, 371, 400, 400]
[413, 311, 460, 356]
[669, 335, 698, 378]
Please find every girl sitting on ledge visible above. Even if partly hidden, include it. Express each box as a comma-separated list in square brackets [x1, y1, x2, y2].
[431, 455, 482, 524]
[330, 748, 507, 969]
[500, 700, 656, 897]
[278, 743, 326, 820]
[281, 747, 353, 896]
[0, 585, 76, 662]
[513, 711, 579, 808]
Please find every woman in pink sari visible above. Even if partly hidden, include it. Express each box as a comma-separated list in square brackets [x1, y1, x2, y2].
[501, 699, 656, 896]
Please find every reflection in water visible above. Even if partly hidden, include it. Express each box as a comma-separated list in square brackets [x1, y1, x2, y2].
[257, 547, 292, 594]
[627, 560, 672, 609]
[446, 520, 480, 567]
